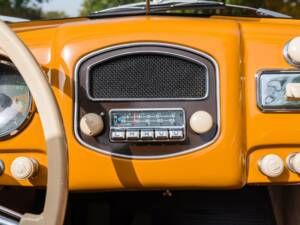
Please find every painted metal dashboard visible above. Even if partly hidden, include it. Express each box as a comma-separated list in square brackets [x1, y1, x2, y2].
[0, 16, 300, 190]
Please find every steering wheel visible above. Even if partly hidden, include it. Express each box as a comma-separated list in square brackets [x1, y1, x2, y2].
[0, 21, 68, 225]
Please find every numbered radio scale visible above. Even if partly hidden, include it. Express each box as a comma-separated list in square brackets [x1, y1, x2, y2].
[109, 109, 186, 142]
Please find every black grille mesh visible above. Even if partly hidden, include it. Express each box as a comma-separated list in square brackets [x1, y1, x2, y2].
[88, 54, 208, 99]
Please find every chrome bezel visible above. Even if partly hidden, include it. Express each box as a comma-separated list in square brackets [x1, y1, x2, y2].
[0, 60, 34, 140]
[256, 69, 300, 112]
[74, 42, 221, 159]
[85, 49, 209, 101]
[109, 108, 186, 143]
[283, 41, 300, 68]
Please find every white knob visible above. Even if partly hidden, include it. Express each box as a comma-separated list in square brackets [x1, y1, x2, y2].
[286, 153, 300, 174]
[11, 157, 39, 180]
[189, 111, 213, 134]
[80, 113, 104, 136]
[286, 37, 300, 65]
[258, 154, 284, 178]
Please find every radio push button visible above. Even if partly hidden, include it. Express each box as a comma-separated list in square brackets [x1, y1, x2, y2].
[169, 129, 184, 139]
[141, 130, 154, 140]
[155, 130, 169, 139]
[126, 130, 140, 140]
[111, 130, 126, 140]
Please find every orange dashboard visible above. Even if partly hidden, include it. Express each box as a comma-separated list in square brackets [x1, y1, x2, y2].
[0, 16, 300, 190]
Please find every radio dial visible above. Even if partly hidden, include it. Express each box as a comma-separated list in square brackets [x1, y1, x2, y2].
[80, 113, 104, 136]
[190, 111, 213, 134]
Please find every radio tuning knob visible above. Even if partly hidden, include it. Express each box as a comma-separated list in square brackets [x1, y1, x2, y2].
[80, 113, 104, 137]
[258, 154, 284, 178]
[11, 157, 39, 180]
[286, 153, 300, 174]
[189, 111, 213, 134]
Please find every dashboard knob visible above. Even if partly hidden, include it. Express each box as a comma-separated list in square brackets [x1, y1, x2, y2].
[189, 111, 213, 134]
[285, 37, 300, 66]
[11, 157, 39, 180]
[286, 153, 300, 174]
[258, 154, 284, 178]
[80, 113, 104, 136]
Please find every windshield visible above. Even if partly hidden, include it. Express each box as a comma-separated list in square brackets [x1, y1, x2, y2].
[0, 0, 299, 21]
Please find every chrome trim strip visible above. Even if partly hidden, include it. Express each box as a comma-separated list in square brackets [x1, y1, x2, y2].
[283, 41, 300, 68]
[0, 206, 22, 220]
[0, 60, 34, 140]
[0, 216, 19, 225]
[85, 50, 209, 101]
[74, 42, 221, 159]
[256, 69, 300, 112]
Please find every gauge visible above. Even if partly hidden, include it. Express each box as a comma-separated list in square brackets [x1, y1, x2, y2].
[0, 61, 32, 138]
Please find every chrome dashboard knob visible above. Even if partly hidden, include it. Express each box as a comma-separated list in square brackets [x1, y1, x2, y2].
[258, 154, 284, 178]
[285, 37, 300, 66]
[11, 157, 39, 180]
[80, 113, 104, 136]
[189, 111, 213, 134]
[286, 153, 300, 174]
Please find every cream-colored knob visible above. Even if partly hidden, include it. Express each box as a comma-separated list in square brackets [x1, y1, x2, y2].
[286, 37, 300, 65]
[189, 111, 213, 134]
[80, 113, 104, 136]
[286, 153, 300, 174]
[258, 154, 284, 178]
[11, 157, 39, 180]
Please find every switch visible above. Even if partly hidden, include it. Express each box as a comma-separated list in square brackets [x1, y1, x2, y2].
[190, 111, 213, 134]
[258, 154, 284, 178]
[286, 83, 300, 99]
[111, 130, 126, 140]
[80, 113, 104, 136]
[169, 129, 184, 139]
[285, 36, 300, 66]
[126, 130, 140, 140]
[140, 130, 154, 140]
[11, 157, 39, 180]
[155, 130, 169, 139]
[286, 153, 300, 174]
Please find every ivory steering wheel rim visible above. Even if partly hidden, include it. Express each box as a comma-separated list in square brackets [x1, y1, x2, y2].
[0, 21, 68, 225]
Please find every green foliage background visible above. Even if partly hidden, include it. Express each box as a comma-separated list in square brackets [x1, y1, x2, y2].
[0, 0, 299, 19]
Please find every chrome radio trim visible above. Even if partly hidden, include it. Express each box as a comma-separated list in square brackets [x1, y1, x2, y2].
[85, 50, 209, 101]
[109, 108, 186, 143]
[256, 69, 300, 112]
[74, 42, 221, 159]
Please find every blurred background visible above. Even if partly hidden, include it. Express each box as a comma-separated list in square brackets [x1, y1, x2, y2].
[0, 0, 299, 20]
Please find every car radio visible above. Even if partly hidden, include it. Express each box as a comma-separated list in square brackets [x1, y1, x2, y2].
[74, 43, 220, 158]
[109, 108, 186, 142]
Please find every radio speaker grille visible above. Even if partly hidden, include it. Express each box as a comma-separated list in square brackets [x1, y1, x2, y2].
[88, 53, 208, 100]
